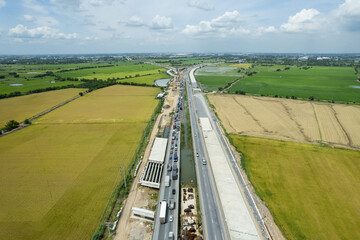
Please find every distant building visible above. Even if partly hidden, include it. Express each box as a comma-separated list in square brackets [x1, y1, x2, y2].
[298, 56, 309, 61]
[317, 57, 331, 60]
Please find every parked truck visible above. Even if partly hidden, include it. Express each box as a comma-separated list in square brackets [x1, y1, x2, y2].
[165, 175, 170, 187]
[159, 201, 167, 224]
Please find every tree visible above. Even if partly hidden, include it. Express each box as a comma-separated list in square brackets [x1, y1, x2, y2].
[79, 92, 83, 96]
[24, 119, 31, 125]
[309, 96, 315, 101]
[5, 120, 19, 131]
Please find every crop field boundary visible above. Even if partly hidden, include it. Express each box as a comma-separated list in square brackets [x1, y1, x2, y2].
[310, 102, 323, 142]
[328, 105, 353, 146]
[91, 97, 164, 240]
[1, 91, 85, 137]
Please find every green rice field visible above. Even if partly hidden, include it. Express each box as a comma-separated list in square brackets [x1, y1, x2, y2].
[194, 65, 243, 91]
[231, 135, 360, 240]
[0, 61, 167, 95]
[56, 62, 164, 79]
[229, 66, 360, 103]
[118, 72, 170, 85]
[194, 75, 240, 91]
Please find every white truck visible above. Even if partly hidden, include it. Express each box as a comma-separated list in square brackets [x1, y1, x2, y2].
[159, 200, 167, 224]
[165, 175, 170, 187]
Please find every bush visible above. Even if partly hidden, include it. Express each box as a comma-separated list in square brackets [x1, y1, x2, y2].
[91, 224, 106, 240]
[24, 119, 31, 125]
[309, 96, 315, 101]
[235, 90, 246, 95]
[5, 120, 19, 131]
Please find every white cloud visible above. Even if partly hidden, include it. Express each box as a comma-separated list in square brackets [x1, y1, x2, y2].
[126, 16, 145, 27]
[0, 0, 6, 8]
[255, 26, 277, 35]
[49, 0, 125, 11]
[182, 11, 248, 37]
[229, 27, 250, 36]
[84, 36, 98, 41]
[49, 0, 81, 10]
[23, 15, 59, 26]
[335, 0, 360, 31]
[57, 32, 79, 39]
[188, 0, 214, 11]
[183, 21, 213, 35]
[24, 15, 35, 22]
[150, 15, 173, 30]
[280, 9, 323, 33]
[337, 0, 360, 16]
[211, 10, 243, 28]
[22, 0, 48, 13]
[8, 24, 78, 40]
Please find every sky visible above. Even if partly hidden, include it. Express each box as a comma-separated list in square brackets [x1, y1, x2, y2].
[0, 0, 359, 54]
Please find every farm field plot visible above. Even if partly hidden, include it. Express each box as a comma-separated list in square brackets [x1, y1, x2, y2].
[56, 62, 165, 80]
[230, 135, 360, 240]
[0, 64, 88, 95]
[194, 65, 244, 91]
[228, 66, 360, 103]
[228, 63, 253, 68]
[0, 78, 82, 95]
[0, 85, 159, 240]
[194, 75, 240, 91]
[118, 72, 170, 85]
[34, 85, 159, 124]
[209, 94, 360, 149]
[0, 88, 85, 127]
[195, 65, 243, 77]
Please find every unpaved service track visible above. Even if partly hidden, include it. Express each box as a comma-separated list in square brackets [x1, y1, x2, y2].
[209, 94, 360, 149]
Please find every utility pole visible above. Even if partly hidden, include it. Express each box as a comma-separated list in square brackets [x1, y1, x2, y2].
[105, 222, 111, 236]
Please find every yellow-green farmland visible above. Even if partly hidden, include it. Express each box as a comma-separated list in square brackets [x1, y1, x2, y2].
[34, 85, 159, 124]
[0, 85, 159, 240]
[0, 88, 85, 127]
[231, 135, 360, 240]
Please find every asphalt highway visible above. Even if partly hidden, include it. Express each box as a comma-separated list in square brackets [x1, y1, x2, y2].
[184, 68, 228, 240]
[153, 66, 266, 240]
